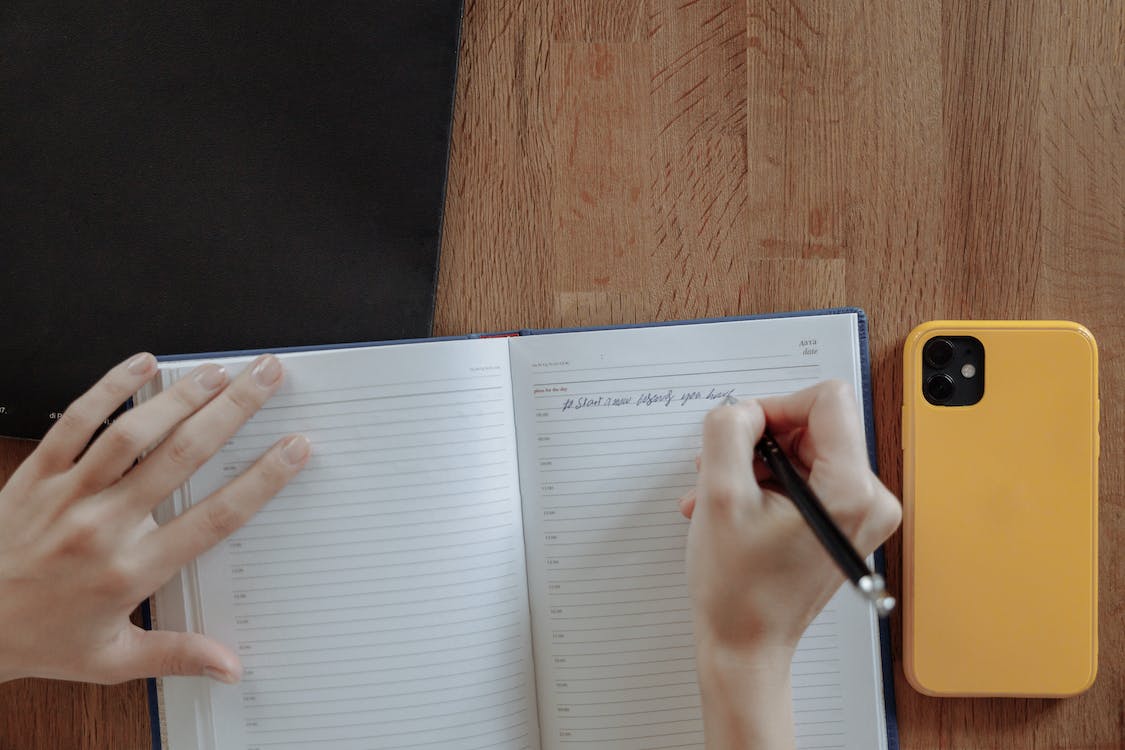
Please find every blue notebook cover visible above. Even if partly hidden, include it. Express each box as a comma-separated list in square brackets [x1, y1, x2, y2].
[147, 307, 897, 750]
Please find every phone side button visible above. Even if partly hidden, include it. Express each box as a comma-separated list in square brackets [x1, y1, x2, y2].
[900, 404, 909, 452]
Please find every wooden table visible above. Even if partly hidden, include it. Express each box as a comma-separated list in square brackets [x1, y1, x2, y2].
[2, 2, 1121, 748]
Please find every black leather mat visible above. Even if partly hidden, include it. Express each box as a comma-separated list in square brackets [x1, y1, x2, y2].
[1, 1, 463, 439]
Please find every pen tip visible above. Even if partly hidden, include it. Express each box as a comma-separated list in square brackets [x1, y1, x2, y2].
[723, 395, 739, 406]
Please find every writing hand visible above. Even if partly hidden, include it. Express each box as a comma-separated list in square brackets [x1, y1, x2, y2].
[679, 380, 900, 749]
[0, 353, 309, 685]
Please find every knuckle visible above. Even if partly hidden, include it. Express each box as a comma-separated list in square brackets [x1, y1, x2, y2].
[99, 375, 134, 405]
[170, 384, 201, 412]
[67, 468, 105, 498]
[200, 500, 244, 542]
[166, 434, 205, 470]
[833, 476, 878, 525]
[702, 479, 739, 514]
[221, 385, 260, 415]
[821, 378, 854, 404]
[704, 404, 751, 434]
[254, 460, 286, 492]
[875, 492, 903, 534]
[95, 558, 141, 600]
[833, 475, 897, 534]
[832, 499, 871, 532]
[158, 639, 191, 677]
[848, 490, 903, 553]
[101, 420, 143, 456]
[58, 403, 94, 435]
[56, 508, 108, 555]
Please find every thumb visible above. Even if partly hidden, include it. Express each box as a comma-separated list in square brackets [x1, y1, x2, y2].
[113, 625, 242, 683]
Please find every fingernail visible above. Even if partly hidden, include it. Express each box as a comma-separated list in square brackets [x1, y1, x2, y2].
[127, 353, 156, 375]
[281, 434, 311, 466]
[202, 666, 239, 684]
[193, 364, 228, 391]
[252, 355, 282, 388]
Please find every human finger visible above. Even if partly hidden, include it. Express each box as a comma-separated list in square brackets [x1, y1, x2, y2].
[848, 480, 903, 556]
[116, 354, 283, 506]
[102, 625, 242, 684]
[138, 434, 310, 577]
[681, 461, 771, 520]
[698, 400, 766, 514]
[35, 353, 157, 473]
[758, 380, 868, 469]
[678, 489, 696, 518]
[69, 364, 229, 494]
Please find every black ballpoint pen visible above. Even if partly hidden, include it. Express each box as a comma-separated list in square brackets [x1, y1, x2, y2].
[725, 396, 895, 617]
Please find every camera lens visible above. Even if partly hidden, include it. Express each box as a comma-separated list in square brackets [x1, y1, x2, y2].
[923, 338, 955, 369]
[925, 373, 956, 402]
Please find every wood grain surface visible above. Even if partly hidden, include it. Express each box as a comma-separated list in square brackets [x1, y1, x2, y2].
[1, 1, 1121, 748]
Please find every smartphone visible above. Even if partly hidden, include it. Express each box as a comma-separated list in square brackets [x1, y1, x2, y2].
[902, 321, 1099, 697]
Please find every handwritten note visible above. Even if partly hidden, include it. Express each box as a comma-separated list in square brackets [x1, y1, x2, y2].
[559, 387, 734, 411]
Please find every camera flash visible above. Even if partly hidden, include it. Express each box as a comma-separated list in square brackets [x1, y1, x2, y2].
[961, 363, 976, 378]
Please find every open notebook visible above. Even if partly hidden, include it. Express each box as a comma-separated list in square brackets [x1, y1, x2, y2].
[140, 309, 897, 750]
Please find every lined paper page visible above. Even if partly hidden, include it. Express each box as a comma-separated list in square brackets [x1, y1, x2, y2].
[150, 339, 540, 750]
[509, 315, 888, 750]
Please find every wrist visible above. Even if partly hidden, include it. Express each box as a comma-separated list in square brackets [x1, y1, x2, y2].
[692, 610, 805, 658]
[696, 637, 795, 690]
[695, 638, 796, 750]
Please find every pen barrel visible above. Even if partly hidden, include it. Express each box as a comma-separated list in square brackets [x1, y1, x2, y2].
[756, 438, 870, 585]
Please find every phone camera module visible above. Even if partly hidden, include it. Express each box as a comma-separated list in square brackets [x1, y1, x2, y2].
[925, 373, 956, 403]
[923, 338, 956, 369]
[919, 334, 983, 407]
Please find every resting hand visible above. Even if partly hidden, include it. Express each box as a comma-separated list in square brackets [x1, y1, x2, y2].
[0, 353, 309, 685]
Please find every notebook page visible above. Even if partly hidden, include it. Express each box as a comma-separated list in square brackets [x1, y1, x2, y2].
[508, 315, 888, 750]
[148, 339, 540, 750]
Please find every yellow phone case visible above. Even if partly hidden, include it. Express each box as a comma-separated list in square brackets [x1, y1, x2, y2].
[902, 321, 1098, 697]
